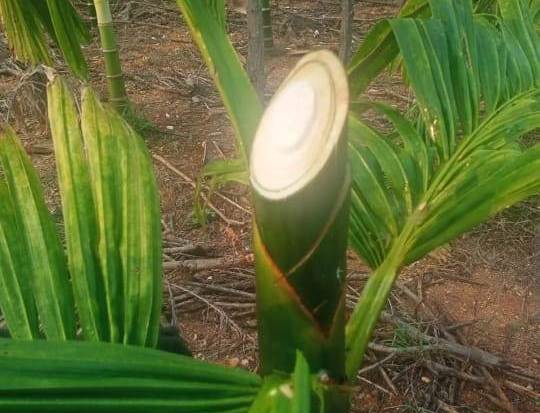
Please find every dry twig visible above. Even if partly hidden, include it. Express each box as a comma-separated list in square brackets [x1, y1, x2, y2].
[153, 154, 246, 226]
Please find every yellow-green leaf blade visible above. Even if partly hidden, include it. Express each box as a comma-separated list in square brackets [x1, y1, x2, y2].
[81, 88, 124, 343]
[0, 127, 75, 340]
[48, 77, 109, 342]
[0, 338, 260, 412]
[176, 0, 263, 158]
[0, 181, 39, 340]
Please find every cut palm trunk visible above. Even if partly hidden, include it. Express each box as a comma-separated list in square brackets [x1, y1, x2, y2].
[93, 0, 129, 114]
[250, 50, 350, 411]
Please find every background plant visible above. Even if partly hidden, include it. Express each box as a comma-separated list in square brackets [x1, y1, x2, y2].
[346, 0, 540, 376]
[0, 0, 90, 79]
[91, 0, 130, 113]
[0, 77, 162, 344]
[0, 0, 130, 113]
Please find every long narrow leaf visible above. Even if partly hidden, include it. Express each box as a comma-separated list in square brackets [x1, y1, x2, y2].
[176, 0, 262, 158]
[291, 352, 311, 413]
[204, 0, 226, 31]
[48, 78, 108, 342]
[0, 128, 76, 340]
[80, 87, 163, 347]
[347, 0, 499, 97]
[0, 0, 89, 78]
[346, 0, 540, 380]
[0, 0, 51, 66]
[347, 0, 429, 97]
[0, 338, 260, 413]
[43, 0, 90, 79]
[0, 181, 39, 340]
[81, 89, 124, 343]
[499, 0, 540, 83]
[115, 111, 163, 347]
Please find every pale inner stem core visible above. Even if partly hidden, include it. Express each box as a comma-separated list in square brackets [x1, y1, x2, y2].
[251, 70, 336, 200]
[271, 81, 316, 152]
[251, 76, 323, 199]
[251, 51, 348, 201]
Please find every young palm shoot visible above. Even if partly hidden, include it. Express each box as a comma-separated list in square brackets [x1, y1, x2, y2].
[93, 0, 129, 114]
[250, 50, 350, 411]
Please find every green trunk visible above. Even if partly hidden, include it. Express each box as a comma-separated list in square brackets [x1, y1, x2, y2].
[93, 0, 129, 114]
[251, 51, 350, 412]
[261, 0, 273, 50]
[87, 1, 96, 21]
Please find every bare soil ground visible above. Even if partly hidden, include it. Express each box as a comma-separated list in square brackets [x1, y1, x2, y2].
[0, 1, 538, 412]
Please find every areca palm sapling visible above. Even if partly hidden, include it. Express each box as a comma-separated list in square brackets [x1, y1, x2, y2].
[0, 76, 162, 346]
[92, 0, 130, 114]
[179, 0, 502, 196]
[261, 0, 273, 50]
[345, 0, 540, 376]
[0, 0, 131, 115]
[178, 0, 540, 384]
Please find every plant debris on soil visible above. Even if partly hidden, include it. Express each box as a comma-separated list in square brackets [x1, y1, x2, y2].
[0, 1, 538, 412]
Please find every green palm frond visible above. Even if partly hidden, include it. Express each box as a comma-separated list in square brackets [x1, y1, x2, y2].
[0, 76, 256, 411]
[205, 0, 227, 31]
[345, 0, 540, 378]
[0, 338, 260, 412]
[0, 126, 76, 341]
[531, 0, 540, 31]
[347, 0, 500, 97]
[0, 78, 162, 347]
[349, 0, 540, 270]
[0, 180, 40, 340]
[0, 0, 50, 66]
[176, 0, 263, 220]
[348, 0, 430, 97]
[176, 0, 262, 159]
[43, 0, 90, 78]
[47, 78, 108, 343]
[0, 0, 89, 79]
